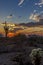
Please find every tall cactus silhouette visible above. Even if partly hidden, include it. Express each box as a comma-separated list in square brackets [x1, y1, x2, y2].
[4, 21, 9, 38]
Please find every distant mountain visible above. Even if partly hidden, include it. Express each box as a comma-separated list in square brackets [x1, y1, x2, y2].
[37, 19, 43, 25]
[19, 19, 43, 27]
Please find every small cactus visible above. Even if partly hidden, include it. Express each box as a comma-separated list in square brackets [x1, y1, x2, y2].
[30, 48, 43, 65]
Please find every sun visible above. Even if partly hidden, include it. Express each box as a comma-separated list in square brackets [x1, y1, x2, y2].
[7, 32, 15, 37]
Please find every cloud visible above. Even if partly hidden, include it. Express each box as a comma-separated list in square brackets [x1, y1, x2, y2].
[7, 16, 12, 18]
[38, 0, 43, 5]
[35, 0, 43, 7]
[7, 14, 14, 19]
[33, 10, 37, 13]
[29, 13, 42, 22]
[29, 14, 34, 20]
[18, 0, 24, 6]
[39, 5, 42, 7]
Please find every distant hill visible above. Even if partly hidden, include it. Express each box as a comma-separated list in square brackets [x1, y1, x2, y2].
[19, 19, 43, 27]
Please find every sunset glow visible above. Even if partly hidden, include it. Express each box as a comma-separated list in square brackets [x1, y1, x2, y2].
[0, 0, 43, 65]
[7, 32, 15, 37]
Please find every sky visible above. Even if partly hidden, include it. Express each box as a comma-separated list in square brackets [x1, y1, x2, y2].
[0, 0, 43, 23]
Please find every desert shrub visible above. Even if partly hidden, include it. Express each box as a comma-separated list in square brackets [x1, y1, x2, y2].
[30, 48, 43, 65]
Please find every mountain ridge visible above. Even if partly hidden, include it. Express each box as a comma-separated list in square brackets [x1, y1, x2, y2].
[19, 19, 43, 27]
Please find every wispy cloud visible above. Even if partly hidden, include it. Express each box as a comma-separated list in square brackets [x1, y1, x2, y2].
[18, 0, 24, 6]
[33, 10, 37, 13]
[29, 11, 43, 22]
[29, 13, 40, 22]
[38, 0, 43, 5]
[7, 14, 14, 19]
[35, 0, 43, 7]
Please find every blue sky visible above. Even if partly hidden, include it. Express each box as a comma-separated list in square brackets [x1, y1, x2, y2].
[0, 0, 43, 23]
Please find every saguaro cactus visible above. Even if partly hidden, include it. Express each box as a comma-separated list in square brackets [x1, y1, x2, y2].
[4, 21, 9, 38]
